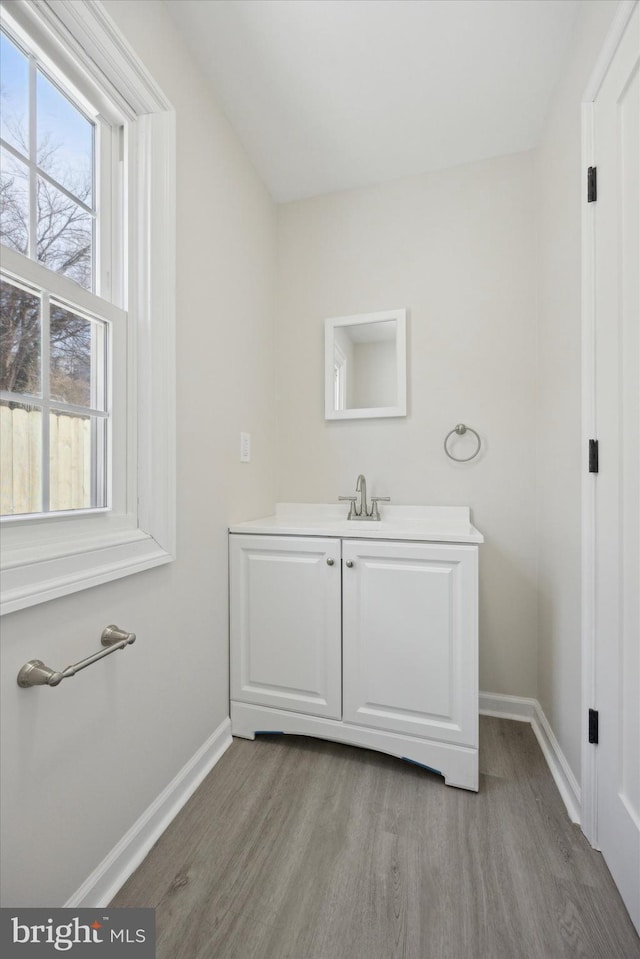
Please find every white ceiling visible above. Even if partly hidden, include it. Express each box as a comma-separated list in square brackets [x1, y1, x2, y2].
[164, 0, 581, 203]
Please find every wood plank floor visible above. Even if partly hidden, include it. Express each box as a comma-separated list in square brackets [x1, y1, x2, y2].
[112, 717, 640, 959]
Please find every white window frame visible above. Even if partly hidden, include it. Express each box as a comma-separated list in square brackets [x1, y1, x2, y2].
[0, 0, 176, 615]
[333, 342, 346, 412]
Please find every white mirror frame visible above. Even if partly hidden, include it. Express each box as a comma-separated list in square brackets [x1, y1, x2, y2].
[324, 308, 407, 419]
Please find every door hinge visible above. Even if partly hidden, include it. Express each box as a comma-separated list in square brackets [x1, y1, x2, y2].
[589, 439, 599, 473]
[587, 166, 597, 202]
[588, 709, 599, 744]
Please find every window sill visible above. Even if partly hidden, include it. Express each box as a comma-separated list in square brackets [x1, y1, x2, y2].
[1, 529, 173, 615]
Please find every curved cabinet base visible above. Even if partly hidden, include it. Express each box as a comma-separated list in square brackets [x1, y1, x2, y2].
[231, 701, 478, 792]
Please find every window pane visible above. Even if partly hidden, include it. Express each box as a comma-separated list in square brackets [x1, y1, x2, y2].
[0, 31, 29, 157]
[36, 176, 93, 289]
[0, 399, 42, 515]
[49, 410, 106, 511]
[37, 69, 94, 207]
[50, 304, 106, 409]
[0, 277, 41, 395]
[0, 147, 29, 254]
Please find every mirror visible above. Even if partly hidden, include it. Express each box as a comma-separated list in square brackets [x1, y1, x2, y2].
[325, 309, 406, 419]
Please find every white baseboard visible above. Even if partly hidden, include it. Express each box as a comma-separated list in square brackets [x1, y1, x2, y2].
[66, 717, 233, 908]
[530, 701, 582, 825]
[480, 692, 581, 825]
[480, 691, 537, 723]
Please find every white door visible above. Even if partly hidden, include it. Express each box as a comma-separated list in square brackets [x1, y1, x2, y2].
[342, 540, 478, 747]
[229, 535, 342, 719]
[588, 1, 640, 933]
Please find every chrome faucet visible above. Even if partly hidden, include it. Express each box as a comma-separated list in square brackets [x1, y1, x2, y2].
[355, 474, 368, 518]
[339, 475, 390, 520]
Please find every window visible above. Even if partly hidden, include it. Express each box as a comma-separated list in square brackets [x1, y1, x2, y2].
[333, 343, 347, 412]
[0, 0, 175, 614]
[1, 276, 109, 514]
[1, 21, 120, 517]
[1, 26, 97, 290]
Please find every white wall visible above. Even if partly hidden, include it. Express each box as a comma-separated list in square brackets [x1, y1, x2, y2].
[275, 152, 539, 698]
[0, 0, 276, 907]
[535, 0, 617, 781]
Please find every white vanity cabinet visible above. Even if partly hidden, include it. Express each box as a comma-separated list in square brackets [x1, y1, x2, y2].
[229, 506, 482, 791]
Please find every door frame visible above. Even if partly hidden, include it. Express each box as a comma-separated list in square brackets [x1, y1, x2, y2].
[580, 0, 638, 847]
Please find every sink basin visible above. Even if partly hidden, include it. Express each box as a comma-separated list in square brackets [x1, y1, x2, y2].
[229, 503, 483, 544]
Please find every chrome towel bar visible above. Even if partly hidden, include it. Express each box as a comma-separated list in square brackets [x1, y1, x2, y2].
[17, 625, 136, 688]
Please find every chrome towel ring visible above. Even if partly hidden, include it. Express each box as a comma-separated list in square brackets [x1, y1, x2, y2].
[444, 424, 481, 462]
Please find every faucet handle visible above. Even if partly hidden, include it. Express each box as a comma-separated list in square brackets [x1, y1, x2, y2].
[338, 495, 357, 520]
[370, 496, 390, 521]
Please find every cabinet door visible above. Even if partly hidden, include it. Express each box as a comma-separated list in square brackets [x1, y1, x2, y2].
[342, 540, 478, 747]
[230, 535, 342, 719]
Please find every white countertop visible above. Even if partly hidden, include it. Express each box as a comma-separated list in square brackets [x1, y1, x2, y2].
[229, 503, 484, 544]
